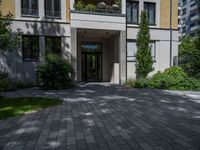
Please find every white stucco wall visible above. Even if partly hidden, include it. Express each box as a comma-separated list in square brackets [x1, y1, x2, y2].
[71, 12, 126, 31]
[126, 27, 179, 80]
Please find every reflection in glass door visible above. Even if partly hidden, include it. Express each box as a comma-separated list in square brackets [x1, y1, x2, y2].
[81, 43, 102, 82]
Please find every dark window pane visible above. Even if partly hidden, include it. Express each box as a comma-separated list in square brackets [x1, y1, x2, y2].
[21, 0, 38, 16]
[132, 2, 138, 23]
[127, 2, 132, 22]
[144, 2, 156, 25]
[31, 0, 38, 10]
[54, 0, 60, 11]
[127, 1, 138, 24]
[45, 0, 61, 18]
[45, 0, 52, 10]
[22, 0, 29, 9]
[46, 37, 61, 55]
[23, 36, 39, 61]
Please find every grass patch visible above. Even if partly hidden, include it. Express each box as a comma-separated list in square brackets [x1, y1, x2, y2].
[0, 97, 63, 119]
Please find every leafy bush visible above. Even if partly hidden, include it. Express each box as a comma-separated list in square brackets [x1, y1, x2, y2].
[84, 4, 96, 12]
[126, 66, 200, 91]
[179, 31, 200, 79]
[0, 72, 34, 92]
[0, 73, 15, 92]
[73, 0, 85, 11]
[38, 54, 74, 89]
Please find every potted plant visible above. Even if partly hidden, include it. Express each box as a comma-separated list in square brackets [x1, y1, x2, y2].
[97, 2, 106, 12]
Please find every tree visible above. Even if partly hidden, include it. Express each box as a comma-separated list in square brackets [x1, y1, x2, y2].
[179, 30, 200, 79]
[135, 11, 154, 79]
[0, 11, 20, 51]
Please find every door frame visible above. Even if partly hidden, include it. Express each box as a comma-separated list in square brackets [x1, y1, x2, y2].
[81, 42, 103, 82]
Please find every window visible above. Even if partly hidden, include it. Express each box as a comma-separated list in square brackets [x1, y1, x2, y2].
[22, 36, 39, 61]
[190, 2, 196, 7]
[21, 0, 38, 16]
[182, 26, 186, 33]
[144, 2, 156, 25]
[127, 42, 137, 61]
[182, 8, 186, 15]
[127, 41, 156, 61]
[45, 0, 61, 19]
[190, 23, 196, 28]
[45, 37, 61, 55]
[182, 17, 186, 24]
[190, 12, 196, 18]
[183, 0, 187, 6]
[127, 1, 139, 24]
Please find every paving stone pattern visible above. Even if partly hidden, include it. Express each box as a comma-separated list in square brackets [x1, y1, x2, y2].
[1, 83, 200, 150]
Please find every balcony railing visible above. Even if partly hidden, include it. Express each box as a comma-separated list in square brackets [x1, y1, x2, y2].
[21, 8, 39, 17]
[45, 10, 61, 19]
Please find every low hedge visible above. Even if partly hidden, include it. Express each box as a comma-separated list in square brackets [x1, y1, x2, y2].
[126, 66, 200, 91]
[0, 72, 34, 92]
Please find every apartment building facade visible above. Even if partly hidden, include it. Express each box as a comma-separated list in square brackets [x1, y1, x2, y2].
[178, 0, 200, 36]
[0, 0, 179, 84]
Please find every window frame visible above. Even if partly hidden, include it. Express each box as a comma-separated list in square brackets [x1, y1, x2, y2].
[144, 2, 156, 26]
[126, 0, 139, 24]
[21, 0, 39, 17]
[45, 36, 62, 55]
[44, 0, 61, 19]
[22, 35, 40, 62]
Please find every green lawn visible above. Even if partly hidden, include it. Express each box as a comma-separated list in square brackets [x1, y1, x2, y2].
[0, 97, 63, 119]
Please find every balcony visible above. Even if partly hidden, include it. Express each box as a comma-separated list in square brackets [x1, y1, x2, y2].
[21, 8, 39, 17]
[73, 0, 122, 15]
[70, 0, 126, 31]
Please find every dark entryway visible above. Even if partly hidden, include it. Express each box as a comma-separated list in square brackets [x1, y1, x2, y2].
[81, 43, 102, 82]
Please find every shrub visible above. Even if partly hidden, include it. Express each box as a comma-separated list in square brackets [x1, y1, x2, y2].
[126, 66, 200, 91]
[74, 0, 85, 11]
[125, 79, 136, 87]
[84, 4, 96, 12]
[38, 54, 74, 89]
[97, 2, 106, 11]
[0, 72, 34, 92]
[179, 31, 200, 79]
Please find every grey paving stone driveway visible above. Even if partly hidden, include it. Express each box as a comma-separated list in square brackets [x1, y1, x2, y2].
[1, 83, 200, 150]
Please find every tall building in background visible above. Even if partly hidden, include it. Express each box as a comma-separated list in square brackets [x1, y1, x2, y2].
[178, 0, 200, 36]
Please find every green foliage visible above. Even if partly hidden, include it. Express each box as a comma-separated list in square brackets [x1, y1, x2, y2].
[0, 97, 62, 119]
[135, 11, 154, 79]
[38, 54, 74, 89]
[125, 79, 136, 87]
[0, 12, 20, 51]
[84, 4, 96, 12]
[0, 72, 35, 92]
[114, 0, 121, 7]
[73, 0, 85, 11]
[127, 66, 200, 91]
[179, 31, 200, 79]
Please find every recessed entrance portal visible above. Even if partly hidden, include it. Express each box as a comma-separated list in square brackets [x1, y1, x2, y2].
[81, 43, 102, 82]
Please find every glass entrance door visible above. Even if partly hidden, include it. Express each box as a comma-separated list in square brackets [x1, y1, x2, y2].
[81, 43, 102, 82]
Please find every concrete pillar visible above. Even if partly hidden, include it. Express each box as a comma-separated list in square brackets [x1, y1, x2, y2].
[39, 36, 45, 61]
[70, 0, 75, 10]
[119, 31, 126, 84]
[62, 37, 71, 60]
[71, 28, 77, 80]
